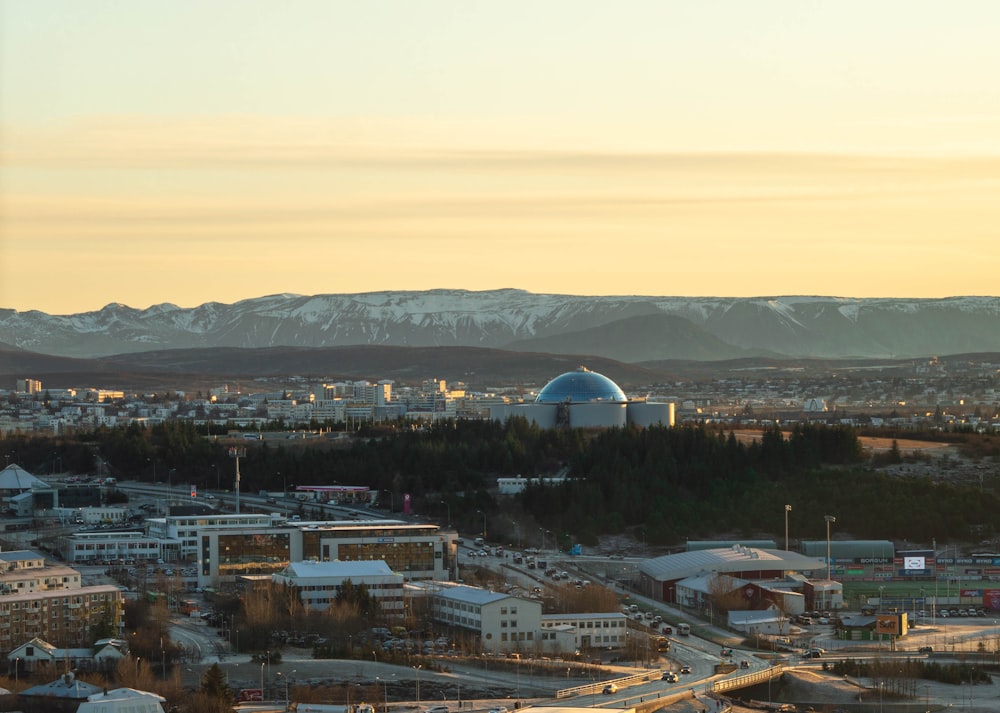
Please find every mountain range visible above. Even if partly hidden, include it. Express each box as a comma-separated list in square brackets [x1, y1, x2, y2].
[0, 289, 1000, 364]
[3, 290, 1000, 364]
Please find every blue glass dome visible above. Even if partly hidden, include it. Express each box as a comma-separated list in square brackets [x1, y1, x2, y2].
[535, 367, 628, 404]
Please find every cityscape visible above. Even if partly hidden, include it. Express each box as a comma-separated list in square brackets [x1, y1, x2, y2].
[4, 1, 1000, 712]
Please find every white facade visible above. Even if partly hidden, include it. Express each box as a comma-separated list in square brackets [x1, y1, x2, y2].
[426, 583, 542, 654]
[56, 531, 162, 564]
[540, 612, 629, 650]
[271, 560, 404, 615]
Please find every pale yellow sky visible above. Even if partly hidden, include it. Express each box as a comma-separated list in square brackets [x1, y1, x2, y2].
[3, 1, 1000, 313]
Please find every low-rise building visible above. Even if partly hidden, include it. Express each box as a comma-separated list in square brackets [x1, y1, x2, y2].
[271, 560, 404, 616]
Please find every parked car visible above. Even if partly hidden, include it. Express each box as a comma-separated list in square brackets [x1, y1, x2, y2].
[602, 684, 618, 695]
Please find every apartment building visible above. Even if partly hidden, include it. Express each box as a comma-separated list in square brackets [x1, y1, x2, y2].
[0, 551, 123, 650]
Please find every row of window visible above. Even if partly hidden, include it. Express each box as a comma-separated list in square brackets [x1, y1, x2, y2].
[0, 593, 112, 610]
[542, 619, 624, 629]
[499, 632, 533, 642]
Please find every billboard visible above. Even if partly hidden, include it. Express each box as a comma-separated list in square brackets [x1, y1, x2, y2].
[904, 556, 925, 571]
[876, 615, 901, 636]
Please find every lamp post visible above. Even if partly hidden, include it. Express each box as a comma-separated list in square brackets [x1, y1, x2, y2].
[168, 468, 176, 492]
[377, 676, 388, 711]
[414, 665, 422, 706]
[510, 519, 521, 549]
[476, 510, 486, 539]
[440, 501, 451, 528]
[824, 515, 836, 582]
[539, 528, 547, 552]
[15, 657, 20, 687]
[784, 504, 792, 550]
[260, 661, 265, 701]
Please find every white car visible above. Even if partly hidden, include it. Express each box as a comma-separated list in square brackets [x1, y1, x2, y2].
[489, 707, 509, 713]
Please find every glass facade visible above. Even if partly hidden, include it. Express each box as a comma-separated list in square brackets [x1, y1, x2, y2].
[535, 369, 627, 404]
[338, 540, 436, 574]
[218, 532, 291, 577]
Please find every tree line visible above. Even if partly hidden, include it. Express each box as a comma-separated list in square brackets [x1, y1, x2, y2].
[2, 419, 997, 546]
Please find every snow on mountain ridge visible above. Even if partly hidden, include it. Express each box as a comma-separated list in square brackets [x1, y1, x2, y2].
[3, 290, 1000, 360]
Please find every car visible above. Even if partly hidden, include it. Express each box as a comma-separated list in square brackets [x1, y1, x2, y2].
[740, 660, 750, 669]
[424, 707, 449, 713]
[489, 707, 509, 713]
[602, 684, 618, 695]
[661, 672, 679, 683]
[680, 665, 692, 674]
[918, 646, 934, 653]
[939, 610, 949, 618]
[803, 650, 822, 659]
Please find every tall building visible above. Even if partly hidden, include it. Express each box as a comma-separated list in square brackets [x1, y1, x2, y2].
[0, 551, 123, 651]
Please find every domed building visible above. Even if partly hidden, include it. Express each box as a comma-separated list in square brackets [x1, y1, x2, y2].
[491, 366, 674, 429]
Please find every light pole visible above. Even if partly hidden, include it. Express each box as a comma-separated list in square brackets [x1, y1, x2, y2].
[824, 515, 836, 582]
[212, 464, 219, 490]
[260, 661, 265, 701]
[440, 500, 451, 528]
[784, 504, 792, 550]
[377, 676, 388, 711]
[414, 665, 422, 706]
[168, 468, 176, 492]
[476, 510, 486, 539]
[510, 519, 521, 549]
[539, 528, 548, 552]
[15, 657, 19, 687]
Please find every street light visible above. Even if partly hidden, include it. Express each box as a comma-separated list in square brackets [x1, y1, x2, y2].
[377, 675, 389, 711]
[440, 500, 451, 528]
[824, 515, 836, 582]
[784, 504, 792, 550]
[260, 661, 265, 701]
[414, 664, 422, 706]
[476, 510, 486, 539]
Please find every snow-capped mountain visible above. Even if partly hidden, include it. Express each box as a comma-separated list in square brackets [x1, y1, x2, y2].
[3, 289, 1000, 362]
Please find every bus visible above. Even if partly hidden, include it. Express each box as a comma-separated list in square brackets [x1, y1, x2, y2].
[179, 599, 199, 615]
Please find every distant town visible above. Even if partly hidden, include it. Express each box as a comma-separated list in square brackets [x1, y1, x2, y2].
[4, 354, 1000, 437]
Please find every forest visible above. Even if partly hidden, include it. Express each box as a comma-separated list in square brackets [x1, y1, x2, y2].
[2, 418, 998, 548]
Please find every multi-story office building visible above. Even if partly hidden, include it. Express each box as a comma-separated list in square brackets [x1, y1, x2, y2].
[0, 551, 123, 651]
[424, 583, 542, 654]
[271, 560, 404, 616]
[197, 518, 457, 590]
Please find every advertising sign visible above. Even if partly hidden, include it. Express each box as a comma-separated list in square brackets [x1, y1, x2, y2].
[904, 556, 925, 570]
[876, 615, 900, 635]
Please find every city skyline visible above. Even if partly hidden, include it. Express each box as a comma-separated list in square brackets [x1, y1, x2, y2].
[3, 1, 1000, 314]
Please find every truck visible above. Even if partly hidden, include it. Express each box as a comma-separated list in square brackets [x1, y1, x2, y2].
[474, 537, 485, 547]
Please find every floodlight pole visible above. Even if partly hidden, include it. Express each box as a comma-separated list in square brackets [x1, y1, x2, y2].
[784, 504, 792, 551]
[824, 515, 836, 582]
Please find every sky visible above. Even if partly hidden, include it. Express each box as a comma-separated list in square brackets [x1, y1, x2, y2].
[3, 1, 1000, 314]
